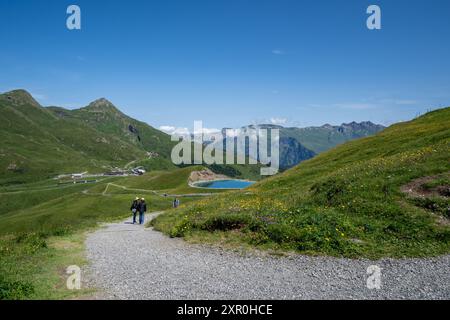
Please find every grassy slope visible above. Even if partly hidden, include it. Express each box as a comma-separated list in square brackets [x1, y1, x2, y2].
[53, 99, 177, 170]
[0, 232, 93, 300]
[1, 90, 264, 185]
[117, 167, 200, 192]
[0, 186, 171, 299]
[0, 166, 216, 236]
[0, 165, 231, 299]
[152, 107, 450, 258]
[46, 100, 264, 178]
[106, 166, 233, 195]
[0, 90, 149, 185]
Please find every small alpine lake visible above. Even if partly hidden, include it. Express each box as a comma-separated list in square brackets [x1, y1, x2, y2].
[192, 179, 255, 189]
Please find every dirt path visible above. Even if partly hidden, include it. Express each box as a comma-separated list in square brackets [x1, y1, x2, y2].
[85, 213, 450, 300]
[91, 182, 213, 198]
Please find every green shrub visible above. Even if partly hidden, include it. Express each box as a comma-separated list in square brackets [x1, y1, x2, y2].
[0, 276, 35, 300]
[200, 213, 254, 232]
[169, 218, 192, 238]
[412, 197, 450, 218]
[263, 224, 300, 244]
[15, 233, 48, 251]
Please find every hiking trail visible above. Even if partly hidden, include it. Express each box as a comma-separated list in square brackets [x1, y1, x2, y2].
[85, 213, 450, 300]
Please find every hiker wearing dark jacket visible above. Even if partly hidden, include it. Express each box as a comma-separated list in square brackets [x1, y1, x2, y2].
[130, 197, 139, 224]
[173, 198, 180, 208]
[138, 198, 147, 225]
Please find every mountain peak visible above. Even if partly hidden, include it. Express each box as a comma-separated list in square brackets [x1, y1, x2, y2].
[341, 121, 384, 130]
[84, 98, 125, 115]
[1, 89, 41, 108]
[87, 98, 116, 109]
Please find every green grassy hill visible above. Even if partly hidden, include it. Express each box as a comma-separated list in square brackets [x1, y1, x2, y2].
[0, 90, 145, 185]
[0, 165, 210, 299]
[0, 175, 176, 299]
[0, 165, 218, 236]
[0, 90, 176, 185]
[0, 89, 262, 186]
[48, 97, 176, 168]
[153, 107, 450, 258]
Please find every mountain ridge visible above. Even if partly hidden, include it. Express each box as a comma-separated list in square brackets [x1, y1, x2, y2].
[0, 89, 175, 184]
[235, 121, 385, 169]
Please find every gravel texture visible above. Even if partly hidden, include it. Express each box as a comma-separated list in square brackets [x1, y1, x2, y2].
[85, 213, 450, 300]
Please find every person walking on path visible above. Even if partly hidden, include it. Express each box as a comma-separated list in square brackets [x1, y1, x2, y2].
[138, 198, 147, 225]
[130, 197, 140, 224]
[173, 197, 180, 208]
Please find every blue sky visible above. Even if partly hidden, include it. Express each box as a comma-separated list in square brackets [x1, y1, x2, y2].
[1, 0, 450, 132]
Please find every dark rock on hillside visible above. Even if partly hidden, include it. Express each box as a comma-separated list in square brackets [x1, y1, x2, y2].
[128, 124, 139, 134]
[279, 137, 316, 170]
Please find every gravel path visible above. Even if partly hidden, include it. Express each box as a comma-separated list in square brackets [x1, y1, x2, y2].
[85, 213, 450, 300]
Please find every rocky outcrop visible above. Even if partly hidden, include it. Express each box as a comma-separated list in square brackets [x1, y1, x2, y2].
[147, 151, 159, 159]
[188, 168, 229, 184]
[279, 137, 316, 170]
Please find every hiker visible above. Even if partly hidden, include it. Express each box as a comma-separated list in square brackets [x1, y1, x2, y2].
[138, 198, 147, 225]
[173, 197, 180, 208]
[130, 197, 140, 224]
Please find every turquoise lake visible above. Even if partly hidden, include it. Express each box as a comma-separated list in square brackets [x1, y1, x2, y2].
[193, 180, 255, 189]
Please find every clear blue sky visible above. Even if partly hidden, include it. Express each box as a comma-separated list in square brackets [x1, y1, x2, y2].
[1, 0, 449, 131]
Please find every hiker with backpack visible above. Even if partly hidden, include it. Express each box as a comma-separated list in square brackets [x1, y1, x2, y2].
[130, 197, 140, 224]
[138, 198, 147, 225]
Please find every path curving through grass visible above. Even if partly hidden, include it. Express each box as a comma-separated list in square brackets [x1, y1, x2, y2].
[85, 213, 450, 300]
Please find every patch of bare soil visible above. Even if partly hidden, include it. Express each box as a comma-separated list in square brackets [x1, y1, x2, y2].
[401, 173, 450, 226]
[400, 174, 449, 199]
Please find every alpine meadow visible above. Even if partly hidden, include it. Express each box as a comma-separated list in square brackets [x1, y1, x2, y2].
[1, 0, 450, 303]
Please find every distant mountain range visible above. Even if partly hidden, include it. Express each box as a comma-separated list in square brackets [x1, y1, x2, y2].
[0, 89, 385, 184]
[281, 122, 386, 154]
[232, 121, 385, 170]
